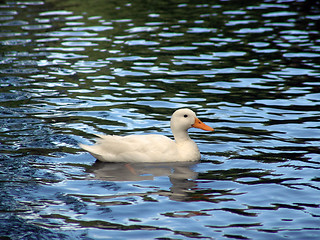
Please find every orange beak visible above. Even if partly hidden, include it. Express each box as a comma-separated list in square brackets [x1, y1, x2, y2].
[192, 117, 214, 131]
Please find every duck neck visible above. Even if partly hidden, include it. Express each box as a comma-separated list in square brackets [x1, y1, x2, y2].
[171, 127, 191, 144]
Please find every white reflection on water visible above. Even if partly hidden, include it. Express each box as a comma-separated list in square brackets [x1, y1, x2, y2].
[87, 161, 198, 201]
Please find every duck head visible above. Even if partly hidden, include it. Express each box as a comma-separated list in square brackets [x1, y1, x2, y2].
[170, 108, 214, 137]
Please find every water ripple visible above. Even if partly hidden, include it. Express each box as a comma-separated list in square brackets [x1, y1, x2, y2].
[1, 0, 320, 239]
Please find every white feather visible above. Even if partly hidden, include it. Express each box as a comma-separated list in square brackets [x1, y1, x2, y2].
[79, 108, 213, 162]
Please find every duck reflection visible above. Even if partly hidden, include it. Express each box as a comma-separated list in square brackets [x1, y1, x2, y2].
[86, 161, 198, 201]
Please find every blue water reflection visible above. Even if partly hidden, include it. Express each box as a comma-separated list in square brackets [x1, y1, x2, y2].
[1, 0, 320, 239]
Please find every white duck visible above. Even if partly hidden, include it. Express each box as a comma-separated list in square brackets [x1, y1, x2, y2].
[79, 108, 214, 162]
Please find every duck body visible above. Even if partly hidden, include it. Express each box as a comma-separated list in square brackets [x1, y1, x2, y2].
[80, 133, 200, 162]
[80, 108, 213, 162]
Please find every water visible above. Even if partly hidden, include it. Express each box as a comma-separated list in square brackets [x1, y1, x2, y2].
[1, 0, 320, 239]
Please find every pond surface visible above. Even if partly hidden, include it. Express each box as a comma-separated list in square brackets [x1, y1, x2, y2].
[1, 0, 320, 239]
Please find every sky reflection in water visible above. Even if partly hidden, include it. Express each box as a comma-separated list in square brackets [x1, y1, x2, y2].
[0, 0, 320, 239]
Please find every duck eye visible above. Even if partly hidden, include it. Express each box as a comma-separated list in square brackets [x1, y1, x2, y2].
[184, 114, 188, 118]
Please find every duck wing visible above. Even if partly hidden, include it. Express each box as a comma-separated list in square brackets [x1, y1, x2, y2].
[80, 134, 179, 162]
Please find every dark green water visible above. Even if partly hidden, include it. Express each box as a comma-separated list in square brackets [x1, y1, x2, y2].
[1, 0, 320, 239]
